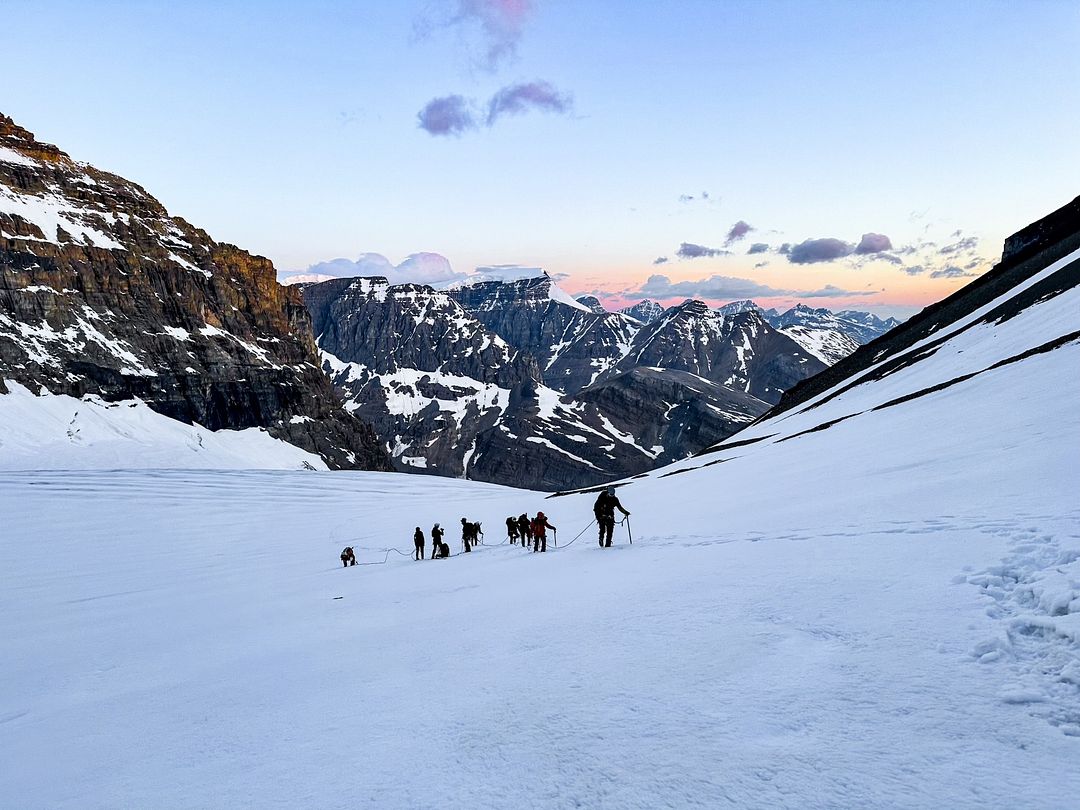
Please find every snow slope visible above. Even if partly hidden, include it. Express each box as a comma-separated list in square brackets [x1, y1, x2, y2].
[0, 381, 327, 470]
[2, 242, 1077, 808]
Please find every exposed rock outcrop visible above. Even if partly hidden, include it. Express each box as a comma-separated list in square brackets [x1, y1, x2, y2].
[0, 113, 389, 470]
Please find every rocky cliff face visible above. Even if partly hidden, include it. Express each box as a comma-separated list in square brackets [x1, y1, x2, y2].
[0, 113, 389, 470]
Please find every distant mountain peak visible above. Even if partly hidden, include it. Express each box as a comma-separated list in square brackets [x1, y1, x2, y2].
[618, 299, 665, 324]
[576, 295, 607, 314]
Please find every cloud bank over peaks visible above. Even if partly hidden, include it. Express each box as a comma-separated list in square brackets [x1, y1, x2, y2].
[637, 273, 877, 301]
[281, 252, 467, 287]
[280, 254, 561, 290]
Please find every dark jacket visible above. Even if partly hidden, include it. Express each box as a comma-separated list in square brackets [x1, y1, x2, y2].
[594, 492, 629, 520]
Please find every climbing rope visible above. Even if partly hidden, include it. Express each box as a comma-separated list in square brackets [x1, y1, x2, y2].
[552, 519, 596, 550]
[335, 513, 633, 568]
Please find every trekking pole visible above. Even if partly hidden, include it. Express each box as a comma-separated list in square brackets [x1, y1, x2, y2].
[553, 528, 558, 547]
[626, 515, 633, 544]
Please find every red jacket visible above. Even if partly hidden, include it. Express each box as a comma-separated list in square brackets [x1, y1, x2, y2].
[531, 516, 555, 537]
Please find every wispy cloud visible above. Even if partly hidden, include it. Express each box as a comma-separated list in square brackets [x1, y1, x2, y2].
[653, 256, 669, 265]
[416, 0, 534, 71]
[929, 265, 977, 279]
[938, 235, 980, 255]
[747, 242, 769, 255]
[678, 191, 714, 204]
[486, 80, 572, 125]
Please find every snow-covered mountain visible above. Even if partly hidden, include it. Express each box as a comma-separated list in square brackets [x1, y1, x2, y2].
[301, 276, 769, 489]
[714, 298, 762, 317]
[5, 197, 1076, 808]
[621, 298, 901, 364]
[574, 294, 607, 314]
[0, 113, 388, 470]
[618, 298, 664, 323]
[599, 300, 826, 404]
[302, 274, 829, 488]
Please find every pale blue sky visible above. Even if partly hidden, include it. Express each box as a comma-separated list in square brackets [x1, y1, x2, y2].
[4, 0, 1078, 315]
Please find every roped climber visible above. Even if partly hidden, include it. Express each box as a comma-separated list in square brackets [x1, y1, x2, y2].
[530, 511, 556, 553]
[431, 523, 445, 559]
[593, 487, 630, 548]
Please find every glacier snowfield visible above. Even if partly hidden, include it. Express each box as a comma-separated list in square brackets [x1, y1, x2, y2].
[3, 447, 1077, 807]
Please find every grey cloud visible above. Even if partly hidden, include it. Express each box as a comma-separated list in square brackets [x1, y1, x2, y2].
[653, 256, 669, 265]
[417, 95, 476, 136]
[419, 80, 572, 137]
[778, 243, 792, 255]
[901, 265, 926, 276]
[747, 242, 769, 255]
[724, 220, 754, 245]
[854, 232, 893, 254]
[676, 242, 727, 259]
[787, 237, 854, 264]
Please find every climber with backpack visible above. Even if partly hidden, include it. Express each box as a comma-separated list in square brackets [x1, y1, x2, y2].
[340, 546, 357, 567]
[517, 513, 532, 549]
[506, 516, 519, 545]
[413, 526, 425, 561]
[593, 487, 630, 548]
[431, 523, 446, 559]
[530, 511, 556, 553]
[461, 517, 479, 553]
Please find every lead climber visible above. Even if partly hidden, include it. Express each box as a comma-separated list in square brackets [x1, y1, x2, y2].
[593, 487, 630, 548]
